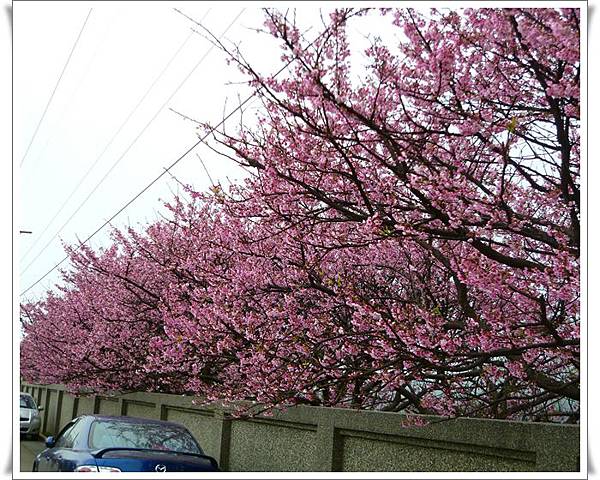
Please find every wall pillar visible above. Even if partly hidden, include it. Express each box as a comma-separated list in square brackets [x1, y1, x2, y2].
[41, 388, 52, 435]
[213, 410, 232, 471]
[314, 420, 339, 471]
[52, 390, 64, 435]
[156, 402, 167, 420]
[35, 387, 42, 407]
[118, 398, 126, 416]
[92, 396, 101, 414]
[71, 396, 79, 420]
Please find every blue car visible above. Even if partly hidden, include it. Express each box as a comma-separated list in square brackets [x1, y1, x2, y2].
[33, 415, 220, 472]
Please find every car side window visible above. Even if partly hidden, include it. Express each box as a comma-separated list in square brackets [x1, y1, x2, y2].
[54, 419, 80, 448]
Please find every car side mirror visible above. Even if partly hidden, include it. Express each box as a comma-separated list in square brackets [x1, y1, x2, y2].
[38, 406, 44, 411]
[45, 436, 55, 448]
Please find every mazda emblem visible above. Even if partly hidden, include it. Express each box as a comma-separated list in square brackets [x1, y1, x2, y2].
[155, 464, 167, 472]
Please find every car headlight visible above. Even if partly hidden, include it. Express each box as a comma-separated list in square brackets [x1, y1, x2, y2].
[75, 465, 121, 472]
[98, 467, 122, 472]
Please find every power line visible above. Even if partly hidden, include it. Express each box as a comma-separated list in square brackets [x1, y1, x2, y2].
[19, 94, 242, 296]
[20, 9, 241, 279]
[20, 9, 243, 280]
[20, 23, 200, 266]
[26, 9, 118, 175]
[20, 8, 319, 296]
[20, 8, 93, 167]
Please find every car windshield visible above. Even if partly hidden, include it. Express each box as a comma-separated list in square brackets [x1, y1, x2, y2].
[88, 419, 201, 455]
[20, 395, 35, 409]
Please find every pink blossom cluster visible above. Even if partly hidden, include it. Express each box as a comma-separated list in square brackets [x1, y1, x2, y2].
[21, 8, 579, 422]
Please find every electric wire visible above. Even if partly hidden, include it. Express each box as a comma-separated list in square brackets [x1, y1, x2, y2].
[26, 9, 118, 175]
[20, 8, 93, 167]
[21, 9, 237, 278]
[20, 8, 318, 296]
[20, 24, 199, 265]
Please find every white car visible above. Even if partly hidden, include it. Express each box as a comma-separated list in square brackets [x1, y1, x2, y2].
[20, 392, 43, 440]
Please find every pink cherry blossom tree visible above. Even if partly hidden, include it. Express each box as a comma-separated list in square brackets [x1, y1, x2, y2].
[21, 7, 579, 423]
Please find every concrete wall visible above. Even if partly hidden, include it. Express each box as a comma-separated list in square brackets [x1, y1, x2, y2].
[20, 383, 579, 472]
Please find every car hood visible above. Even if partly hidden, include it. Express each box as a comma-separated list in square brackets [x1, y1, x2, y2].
[20, 407, 33, 420]
[94, 449, 219, 472]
